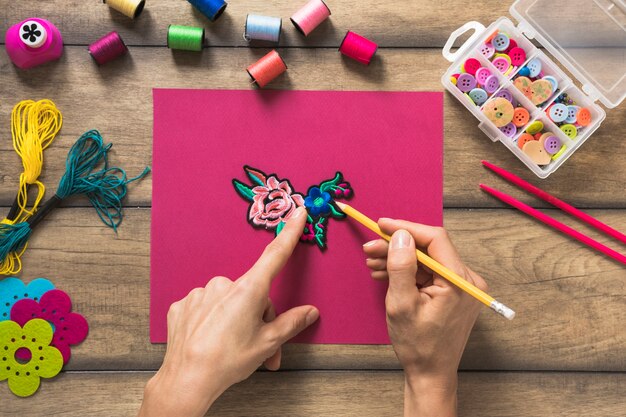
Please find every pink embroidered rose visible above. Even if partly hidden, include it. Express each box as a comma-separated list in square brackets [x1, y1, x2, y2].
[248, 176, 304, 229]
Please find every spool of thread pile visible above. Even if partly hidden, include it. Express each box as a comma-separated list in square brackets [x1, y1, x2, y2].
[244, 14, 282, 44]
[247, 50, 287, 88]
[4, 18, 63, 69]
[290, 0, 331, 36]
[188, 0, 227, 22]
[89, 32, 128, 65]
[339, 31, 377, 65]
[167, 25, 205, 52]
[103, 0, 145, 19]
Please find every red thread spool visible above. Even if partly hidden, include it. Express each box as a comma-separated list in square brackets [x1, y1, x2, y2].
[246, 50, 287, 88]
[88, 31, 128, 65]
[339, 31, 377, 65]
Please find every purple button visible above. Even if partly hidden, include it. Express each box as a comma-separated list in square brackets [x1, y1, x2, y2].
[492, 57, 510, 73]
[484, 75, 499, 94]
[475, 67, 492, 85]
[543, 136, 561, 155]
[499, 122, 516, 137]
[480, 42, 495, 59]
[456, 73, 477, 93]
[493, 89, 513, 102]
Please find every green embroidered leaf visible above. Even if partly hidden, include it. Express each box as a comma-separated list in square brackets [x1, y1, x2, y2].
[319, 172, 342, 192]
[244, 166, 267, 187]
[275, 221, 286, 236]
[329, 203, 345, 218]
[233, 180, 256, 202]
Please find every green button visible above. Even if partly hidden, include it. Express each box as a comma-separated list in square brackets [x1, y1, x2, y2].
[526, 120, 544, 135]
[560, 124, 577, 139]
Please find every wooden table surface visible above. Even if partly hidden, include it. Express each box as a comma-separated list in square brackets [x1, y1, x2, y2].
[1, 1, 625, 415]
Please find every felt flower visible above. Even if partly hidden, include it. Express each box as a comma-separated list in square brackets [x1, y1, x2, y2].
[304, 187, 332, 217]
[0, 318, 63, 397]
[11, 289, 88, 364]
[249, 176, 305, 228]
[0, 278, 54, 321]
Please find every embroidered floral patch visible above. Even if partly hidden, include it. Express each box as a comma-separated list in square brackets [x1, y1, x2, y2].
[233, 166, 353, 249]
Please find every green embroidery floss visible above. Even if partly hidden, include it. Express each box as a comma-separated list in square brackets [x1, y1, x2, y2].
[167, 25, 205, 52]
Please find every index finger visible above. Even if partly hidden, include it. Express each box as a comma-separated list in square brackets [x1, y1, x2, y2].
[241, 206, 307, 292]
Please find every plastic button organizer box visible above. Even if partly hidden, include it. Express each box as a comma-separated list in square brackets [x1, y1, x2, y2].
[441, 0, 626, 178]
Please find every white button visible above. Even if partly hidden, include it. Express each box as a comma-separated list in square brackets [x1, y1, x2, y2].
[19, 21, 48, 48]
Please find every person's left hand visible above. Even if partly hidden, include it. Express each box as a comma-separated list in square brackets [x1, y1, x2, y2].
[138, 206, 319, 417]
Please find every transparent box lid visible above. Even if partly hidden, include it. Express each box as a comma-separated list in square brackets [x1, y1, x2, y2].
[510, 0, 626, 108]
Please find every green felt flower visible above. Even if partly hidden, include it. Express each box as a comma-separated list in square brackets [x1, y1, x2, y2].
[0, 318, 63, 397]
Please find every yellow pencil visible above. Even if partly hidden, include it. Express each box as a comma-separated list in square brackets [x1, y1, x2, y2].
[336, 202, 515, 320]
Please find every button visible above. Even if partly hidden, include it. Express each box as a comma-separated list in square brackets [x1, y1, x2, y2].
[541, 135, 561, 155]
[475, 67, 492, 85]
[548, 103, 568, 122]
[456, 73, 476, 92]
[518, 66, 531, 77]
[504, 38, 518, 54]
[517, 133, 535, 149]
[485, 31, 498, 43]
[551, 145, 567, 161]
[542, 75, 558, 94]
[468, 88, 488, 106]
[512, 107, 530, 127]
[526, 120, 544, 134]
[565, 105, 580, 123]
[499, 122, 517, 137]
[492, 56, 510, 73]
[484, 75, 499, 94]
[577, 108, 592, 127]
[450, 76, 457, 85]
[19, 21, 48, 48]
[539, 132, 556, 143]
[482, 97, 514, 127]
[526, 58, 542, 77]
[530, 80, 553, 105]
[523, 140, 552, 165]
[560, 124, 578, 139]
[479, 42, 495, 59]
[492, 33, 510, 51]
[463, 58, 481, 76]
[534, 133, 542, 141]
[493, 89, 513, 102]
[507, 47, 526, 66]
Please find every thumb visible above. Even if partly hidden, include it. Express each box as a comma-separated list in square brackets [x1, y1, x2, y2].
[387, 230, 418, 298]
[263, 305, 319, 347]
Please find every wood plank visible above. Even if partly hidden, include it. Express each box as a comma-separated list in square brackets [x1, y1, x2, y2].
[9, 207, 626, 372]
[2, 370, 625, 416]
[0, 0, 511, 47]
[1, 47, 625, 209]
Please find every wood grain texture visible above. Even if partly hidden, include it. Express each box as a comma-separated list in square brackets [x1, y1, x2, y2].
[0, 0, 511, 47]
[10, 207, 626, 372]
[0, 47, 625, 209]
[2, 370, 625, 416]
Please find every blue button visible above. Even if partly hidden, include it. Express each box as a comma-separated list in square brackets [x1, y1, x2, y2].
[492, 34, 510, 52]
[542, 75, 558, 94]
[518, 66, 530, 77]
[565, 105, 580, 123]
[527, 58, 542, 77]
[549, 103, 568, 123]
[468, 88, 488, 106]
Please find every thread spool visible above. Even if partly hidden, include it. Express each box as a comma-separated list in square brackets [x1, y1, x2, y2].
[290, 0, 331, 36]
[103, 0, 145, 19]
[88, 32, 128, 65]
[244, 14, 282, 44]
[247, 50, 287, 88]
[167, 25, 205, 52]
[188, 0, 227, 22]
[4, 18, 63, 69]
[339, 31, 377, 65]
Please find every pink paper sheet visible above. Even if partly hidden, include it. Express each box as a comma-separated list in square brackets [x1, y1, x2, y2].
[151, 89, 443, 344]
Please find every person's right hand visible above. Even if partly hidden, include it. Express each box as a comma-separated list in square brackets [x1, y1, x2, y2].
[363, 219, 488, 417]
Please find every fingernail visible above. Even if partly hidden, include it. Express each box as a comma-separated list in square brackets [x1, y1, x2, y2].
[292, 207, 306, 219]
[390, 230, 411, 249]
[363, 240, 377, 247]
[305, 308, 319, 326]
[379, 217, 393, 222]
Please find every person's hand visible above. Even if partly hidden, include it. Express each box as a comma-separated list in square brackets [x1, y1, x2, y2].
[363, 219, 488, 417]
[139, 206, 319, 417]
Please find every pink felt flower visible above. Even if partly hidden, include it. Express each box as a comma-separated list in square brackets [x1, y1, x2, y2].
[11, 289, 88, 364]
[248, 176, 304, 229]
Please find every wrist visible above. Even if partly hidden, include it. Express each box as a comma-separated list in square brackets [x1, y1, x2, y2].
[404, 372, 457, 417]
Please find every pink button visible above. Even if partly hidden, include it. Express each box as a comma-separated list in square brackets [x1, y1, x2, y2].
[463, 58, 481, 76]
[479, 42, 495, 59]
[475, 67, 492, 85]
[492, 56, 510, 73]
[484, 75, 499, 94]
[504, 38, 518, 54]
[508, 47, 526, 66]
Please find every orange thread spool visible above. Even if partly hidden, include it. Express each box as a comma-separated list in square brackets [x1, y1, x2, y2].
[246, 50, 287, 88]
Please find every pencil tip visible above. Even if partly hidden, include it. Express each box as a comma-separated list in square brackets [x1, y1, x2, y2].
[335, 201, 347, 210]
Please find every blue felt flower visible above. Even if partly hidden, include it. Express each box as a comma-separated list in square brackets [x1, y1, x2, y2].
[0, 278, 54, 321]
[304, 187, 332, 217]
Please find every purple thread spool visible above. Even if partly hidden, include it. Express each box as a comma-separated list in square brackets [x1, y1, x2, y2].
[5, 18, 63, 69]
[89, 32, 128, 66]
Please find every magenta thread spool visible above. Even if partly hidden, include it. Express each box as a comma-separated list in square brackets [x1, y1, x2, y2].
[88, 31, 128, 65]
[4, 18, 63, 69]
[339, 31, 377, 65]
[290, 0, 331, 36]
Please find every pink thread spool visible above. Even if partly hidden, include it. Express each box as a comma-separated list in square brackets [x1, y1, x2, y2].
[89, 31, 128, 65]
[290, 0, 331, 36]
[5, 18, 63, 69]
[339, 31, 377, 65]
